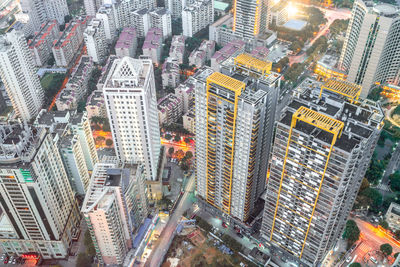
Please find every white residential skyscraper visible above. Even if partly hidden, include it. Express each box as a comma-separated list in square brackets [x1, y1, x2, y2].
[232, 0, 269, 39]
[0, 124, 81, 259]
[84, 0, 103, 16]
[0, 29, 44, 121]
[339, 0, 400, 97]
[84, 18, 108, 64]
[182, 0, 213, 37]
[82, 160, 148, 265]
[103, 57, 161, 181]
[20, 0, 69, 31]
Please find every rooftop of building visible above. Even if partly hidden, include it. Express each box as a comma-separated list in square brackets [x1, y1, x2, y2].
[250, 46, 270, 60]
[149, 7, 169, 16]
[98, 55, 118, 85]
[214, 0, 229, 11]
[82, 159, 141, 212]
[158, 93, 181, 109]
[53, 17, 87, 49]
[104, 56, 152, 89]
[369, 1, 400, 17]
[35, 110, 70, 126]
[143, 28, 163, 50]
[133, 7, 149, 16]
[27, 20, 58, 48]
[184, 0, 212, 10]
[85, 18, 103, 36]
[0, 124, 45, 166]
[115, 28, 137, 49]
[68, 56, 93, 85]
[279, 77, 384, 152]
[317, 53, 342, 70]
[87, 90, 104, 107]
[199, 39, 215, 51]
[388, 202, 400, 216]
[211, 39, 246, 63]
[162, 58, 180, 73]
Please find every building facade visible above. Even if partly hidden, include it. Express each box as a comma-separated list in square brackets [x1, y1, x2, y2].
[84, 18, 108, 64]
[339, 0, 400, 97]
[20, 0, 69, 31]
[0, 124, 81, 259]
[102, 57, 161, 181]
[28, 20, 59, 66]
[142, 27, 163, 65]
[0, 29, 44, 121]
[182, 0, 214, 37]
[53, 17, 88, 67]
[261, 78, 384, 265]
[157, 93, 183, 125]
[115, 28, 138, 58]
[195, 54, 280, 222]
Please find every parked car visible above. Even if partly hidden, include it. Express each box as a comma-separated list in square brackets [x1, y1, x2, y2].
[222, 222, 228, 228]
[236, 232, 244, 238]
[370, 257, 378, 264]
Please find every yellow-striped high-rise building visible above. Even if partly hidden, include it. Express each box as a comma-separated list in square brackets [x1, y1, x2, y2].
[195, 54, 280, 222]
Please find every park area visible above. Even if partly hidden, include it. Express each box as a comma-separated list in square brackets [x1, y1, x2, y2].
[162, 225, 256, 267]
[40, 72, 66, 108]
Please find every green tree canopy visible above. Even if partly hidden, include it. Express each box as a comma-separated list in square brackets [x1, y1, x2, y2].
[185, 151, 193, 159]
[390, 172, 400, 192]
[349, 263, 362, 267]
[168, 147, 174, 156]
[105, 139, 113, 146]
[379, 220, 389, 230]
[360, 187, 382, 209]
[165, 133, 172, 140]
[342, 220, 360, 247]
[380, 243, 393, 256]
[174, 134, 181, 142]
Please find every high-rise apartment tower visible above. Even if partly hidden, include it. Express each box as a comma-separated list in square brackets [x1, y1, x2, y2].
[261, 78, 384, 265]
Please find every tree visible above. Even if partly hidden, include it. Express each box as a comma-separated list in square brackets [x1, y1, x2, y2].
[184, 137, 191, 144]
[105, 139, 113, 147]
[395, 252, 400, 259]
[379, 220, 389, 230]
[359, 187, 382, 210]
[360, 178, 370, 191]
[76, 253, 91, 267]
[95, 136, 105, 142]
[165, 133, 172, 140]
[185, 151, 193, 159]
[174, 134, 181, 142]
[380, 243, 393, 256]
[349, 263, 362, 267]
[168, 147, 174, 156]
[342, 220, 360, 247]
[390, 172, 400, 192]
[221, 234, 243, 252]
[47, 55, 55, 66]
[64, 15, 72, 23]
[395, 230, 400, 240]
[175, 150, 185, 161]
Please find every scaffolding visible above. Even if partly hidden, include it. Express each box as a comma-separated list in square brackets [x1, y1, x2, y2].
[270, 106, 344, 259]
[319, 78, 362, 103]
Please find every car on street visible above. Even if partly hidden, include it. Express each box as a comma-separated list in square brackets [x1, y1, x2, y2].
[237, 232, 244, 238]
[370, 256, 378, 264]
[222, 222, 228, 228]
[346, 255, 352, 262]
[3, 255, 9, 264]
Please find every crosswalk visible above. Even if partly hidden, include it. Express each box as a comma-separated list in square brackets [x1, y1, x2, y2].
[375, 183, 391, 191]
[357, 242, 371, 254]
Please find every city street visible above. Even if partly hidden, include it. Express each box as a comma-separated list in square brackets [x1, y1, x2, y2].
[145, 173, 196, 267]
[348, 218, 400, 266]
